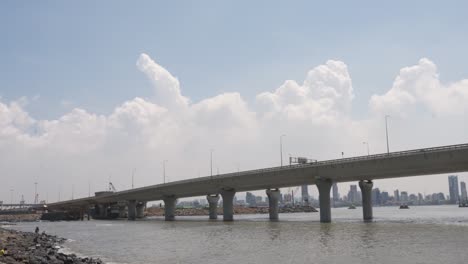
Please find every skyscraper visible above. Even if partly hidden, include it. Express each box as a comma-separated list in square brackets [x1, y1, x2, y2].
[460, 181, 467, 202]
[394, 189, 400, 202]
[301, 185, 309, 205]
[448, 175, 460, 204]
[332, 182, 339, 201]
[348, 185, 358, 203]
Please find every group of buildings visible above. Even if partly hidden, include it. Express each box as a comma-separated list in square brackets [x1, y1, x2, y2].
[174, 175, 468, 209]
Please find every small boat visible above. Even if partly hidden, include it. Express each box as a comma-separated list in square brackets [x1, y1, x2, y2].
[399, 204, 409, 209]
[348, 204, 356, 209]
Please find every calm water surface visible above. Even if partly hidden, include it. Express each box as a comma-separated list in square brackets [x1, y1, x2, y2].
[5, 205, 468, 264]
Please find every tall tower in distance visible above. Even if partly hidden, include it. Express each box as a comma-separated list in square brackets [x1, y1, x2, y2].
[448, 175, 459, 204]
[301, 185, 309, 206]
[460, 181, 467, 202]
[332, 182, 339, 201]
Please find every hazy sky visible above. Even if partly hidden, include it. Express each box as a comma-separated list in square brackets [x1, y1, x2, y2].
[1, 1, 468, 203]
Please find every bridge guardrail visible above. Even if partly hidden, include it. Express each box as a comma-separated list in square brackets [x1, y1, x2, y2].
[203, 143, 468, 180]
[48, 143, 468, 205]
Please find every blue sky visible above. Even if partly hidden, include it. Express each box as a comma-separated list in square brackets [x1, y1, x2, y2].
[1, 1, 468, 202]
[2, 1, 468, 119]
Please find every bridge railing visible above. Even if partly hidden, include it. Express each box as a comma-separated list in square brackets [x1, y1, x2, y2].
[48, 143, 468, 204]
[202, 143, 468, 180]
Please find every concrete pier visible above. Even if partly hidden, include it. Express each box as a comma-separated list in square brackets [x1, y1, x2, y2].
[136, 202, 146, 219]
[127, 200, 136, 221]
[206, 194, 220, 220]
[266, 189, 280, 220]
[359, 180, 373, 221]
[96, 204, 107, 218]
[163, 196, 177, 221]
[316, 178, 333, 223]
[220, 189, 236, 221]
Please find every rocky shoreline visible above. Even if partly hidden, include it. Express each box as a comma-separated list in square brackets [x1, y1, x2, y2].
[146, 205, 318, 217]
[0, 228, 103, 264]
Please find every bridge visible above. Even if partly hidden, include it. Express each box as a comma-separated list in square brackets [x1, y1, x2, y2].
[47, 143, 468, 222]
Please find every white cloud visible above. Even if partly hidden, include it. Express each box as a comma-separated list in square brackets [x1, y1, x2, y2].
[0, 55, 467, 203]
[136, 53, 190, 111]
[256, 60, 353, 123]
[370, 58, 468, 116]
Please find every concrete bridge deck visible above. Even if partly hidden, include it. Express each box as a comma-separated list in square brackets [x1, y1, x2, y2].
[47, 143, 468, 222]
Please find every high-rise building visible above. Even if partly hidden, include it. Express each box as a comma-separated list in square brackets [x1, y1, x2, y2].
[246, 192, 256, 206]
[348, 185, 359, 203]
[448, 175, 460, 204]
[460, 181, 467, 202]
[381, 191, 389, 205]
[394, 189, 400, 202]
[332, 182, 339, 201]
[400, 191, 408, 202]
[372, 188, 381, 205]
[301, 185, 309, 205]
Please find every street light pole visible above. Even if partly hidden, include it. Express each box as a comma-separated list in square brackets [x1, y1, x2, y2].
[385, 115, 390, 154]
[163, 160, 168, 183]
[363, 142, 370, 156]
[34, 182, 38, 204]
[210, 149, 214, 177]
[10, 189, 14, 204]
[280, 134, 286, 167]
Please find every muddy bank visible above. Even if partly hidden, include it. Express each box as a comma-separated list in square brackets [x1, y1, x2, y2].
[0, 228, 102, 264]
[146, 206, 318, 216]
[0, 214, 41, 223]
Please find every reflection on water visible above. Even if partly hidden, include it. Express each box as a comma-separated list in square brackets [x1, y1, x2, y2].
[7, 205, 468, 264]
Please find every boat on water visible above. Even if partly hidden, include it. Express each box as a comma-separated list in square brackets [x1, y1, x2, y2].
[348, 204, 356, 209]
[399, 204, 409, 209]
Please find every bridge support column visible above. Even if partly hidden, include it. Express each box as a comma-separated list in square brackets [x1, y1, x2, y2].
[359, 180, 373, 221]
[220, 189, 236, 221]
[163, 196, 176, 221]
[96, 204, 107, 218]
[316, 178, 333, 223]
[266, 189, 280, 220]
[127, 200, 136, 221]
[206, 194, 220, 220]
[136, 202, 146, 219]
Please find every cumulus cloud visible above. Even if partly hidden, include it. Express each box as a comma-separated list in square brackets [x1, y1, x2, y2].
[256, 60, 353, 123]
[136, 53, 190, 111]
[370, 58, 468, 116]
[0, 55, 467, 203]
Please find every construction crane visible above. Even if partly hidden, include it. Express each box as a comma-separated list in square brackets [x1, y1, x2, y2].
[108, 182, 117, 192]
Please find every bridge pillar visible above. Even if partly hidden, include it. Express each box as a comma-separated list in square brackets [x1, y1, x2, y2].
[316, 178, 333, 223]
[96, 204, 107, 218]
[136, 202, 146, 219]
[220, 189, 236, 221]
[359, 180, 373, 221]
[266, 189, 280, 220]
[127, 200, 137, 221]
[206, 194, 220, 220]
[163, 196, 177, 221]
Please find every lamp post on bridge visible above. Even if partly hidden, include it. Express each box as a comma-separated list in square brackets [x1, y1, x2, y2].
[363, 142, 370, 156]
[163, 160, 168, 184]
[210, 149, 214, 177]
[10, 189, 14, 204]
[34, 182, 38, 204]
[385, 115, 390, 154]
[280, 134, 286, 167]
